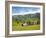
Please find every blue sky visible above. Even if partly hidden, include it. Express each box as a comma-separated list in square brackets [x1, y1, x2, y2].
[12, 7, 40, 15]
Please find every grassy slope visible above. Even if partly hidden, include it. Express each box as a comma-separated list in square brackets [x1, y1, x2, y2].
[12, 25, 40, 31]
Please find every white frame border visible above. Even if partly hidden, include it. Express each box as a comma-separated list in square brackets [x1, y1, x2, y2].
[9, 4, 43, 34]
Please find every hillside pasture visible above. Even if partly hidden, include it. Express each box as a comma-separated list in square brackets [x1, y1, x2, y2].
[12, 21, 40, 31]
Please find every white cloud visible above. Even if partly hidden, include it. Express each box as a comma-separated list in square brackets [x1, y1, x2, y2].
[12, 10, 40, 15]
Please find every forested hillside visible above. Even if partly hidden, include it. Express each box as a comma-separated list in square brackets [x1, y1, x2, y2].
[12, 13, 40, 23]
[12, 13, 40, 31]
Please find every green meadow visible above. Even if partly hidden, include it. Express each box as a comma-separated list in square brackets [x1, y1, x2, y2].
[12, 24, 40, 31]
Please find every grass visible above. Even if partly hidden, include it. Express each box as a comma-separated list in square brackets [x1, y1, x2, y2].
[12, 24, 40, 31]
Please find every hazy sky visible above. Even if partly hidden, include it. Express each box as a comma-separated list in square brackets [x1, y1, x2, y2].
[12, 7, 40, 15]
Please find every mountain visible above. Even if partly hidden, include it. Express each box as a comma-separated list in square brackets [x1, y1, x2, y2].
[12, 13, 40, 22]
